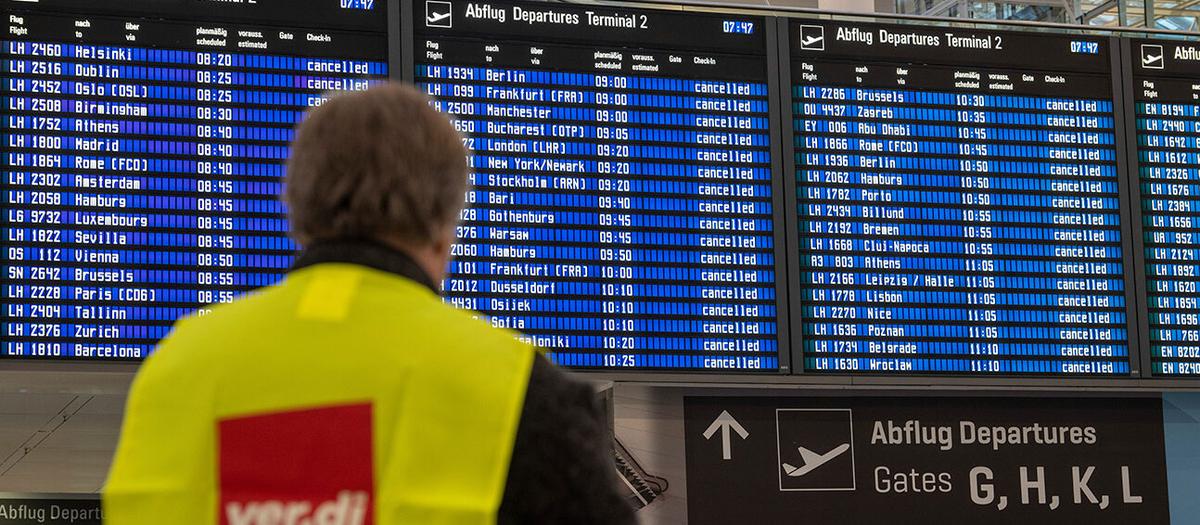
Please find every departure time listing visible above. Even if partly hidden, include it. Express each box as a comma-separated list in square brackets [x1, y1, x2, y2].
[792, 22, 1132, 375]
[417, 0, 783, 371]
[0, 0, 387, 360]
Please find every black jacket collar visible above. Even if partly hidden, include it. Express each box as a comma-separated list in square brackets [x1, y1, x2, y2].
[291, 239, 439, 294]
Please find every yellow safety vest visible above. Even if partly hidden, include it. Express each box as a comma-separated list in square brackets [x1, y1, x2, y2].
[104, 263, 535, 525]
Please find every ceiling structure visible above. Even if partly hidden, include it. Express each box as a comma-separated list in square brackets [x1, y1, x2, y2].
[895, 0, 1199, 29]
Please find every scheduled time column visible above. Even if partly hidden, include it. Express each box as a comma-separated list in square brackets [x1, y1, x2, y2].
[594, 73, 638, 356]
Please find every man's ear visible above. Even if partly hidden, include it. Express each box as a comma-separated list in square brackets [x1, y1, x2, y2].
[436, 224, 458, 258]
[426, 225, 459, 283]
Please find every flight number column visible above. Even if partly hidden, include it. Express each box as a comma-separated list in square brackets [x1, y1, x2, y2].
[1137, 97, 1200, 375]
[1, 40, 161, 359]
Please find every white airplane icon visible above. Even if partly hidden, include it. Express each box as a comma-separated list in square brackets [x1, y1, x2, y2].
[781, 443, 850, 477]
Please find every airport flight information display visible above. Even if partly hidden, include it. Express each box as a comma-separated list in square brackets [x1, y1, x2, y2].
[1130, 39, 1200, 377]
[791, 21, 1135, 375]
[416, 0, 784, 371]
[0, 0, 387, 360]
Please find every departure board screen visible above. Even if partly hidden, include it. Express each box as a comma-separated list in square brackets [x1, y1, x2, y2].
[1130, 39, 1200, 377]
[1, 0, 387, 360]
[790, 21, 1136, 375]
[415, 0, 785, 371]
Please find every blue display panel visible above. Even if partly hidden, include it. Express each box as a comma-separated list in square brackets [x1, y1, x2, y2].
[1130, 39, 1200, 377]
[416, 0, 785, 371]
[791, 21, 1136, 375]
[1, 0, 387, 360]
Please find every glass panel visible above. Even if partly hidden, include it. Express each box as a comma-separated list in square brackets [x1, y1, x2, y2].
[1157, 15, 1200, 29]
[899, 0, 1082, 22]
[895, 0, 1200, 26]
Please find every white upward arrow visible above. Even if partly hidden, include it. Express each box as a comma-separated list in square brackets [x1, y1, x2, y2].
[702, 410, 750, 460]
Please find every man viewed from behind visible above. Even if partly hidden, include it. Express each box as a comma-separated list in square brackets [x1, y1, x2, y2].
[104, 83, 636, 525]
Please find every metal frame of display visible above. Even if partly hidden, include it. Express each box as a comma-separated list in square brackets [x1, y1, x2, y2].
[1120, 37, 1157, 377]
[403, 0, 793, 374]
[766, 20, 797, 374]
[777, 20, 1143, 379]
[778, 19, 805, 374]
[1114, 35, 1146, 378]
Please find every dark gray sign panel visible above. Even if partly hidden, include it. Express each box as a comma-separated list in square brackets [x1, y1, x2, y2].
[0, 496, 100, 525]
[685, 396, 1168, 523]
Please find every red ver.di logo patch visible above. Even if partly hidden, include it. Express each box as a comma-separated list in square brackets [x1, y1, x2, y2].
[219, 403, 375, 525]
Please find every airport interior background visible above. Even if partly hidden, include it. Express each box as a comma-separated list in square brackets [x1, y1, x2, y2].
[3, 0, 1200, 523]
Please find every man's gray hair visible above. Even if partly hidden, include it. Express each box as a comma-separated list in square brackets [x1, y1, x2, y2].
[285, 82, 467, 247]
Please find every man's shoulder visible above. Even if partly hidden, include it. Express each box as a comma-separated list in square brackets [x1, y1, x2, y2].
[158, 272, 536, 365]
[517, 355, 603, 442]
[174, 268, 523, 335]
[342, 264, 536, 351]
[525, 354, 592, 403]
[428, 298, 531, 344]
[501, 356, 638, 524]
[163, 282, 286, 335]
